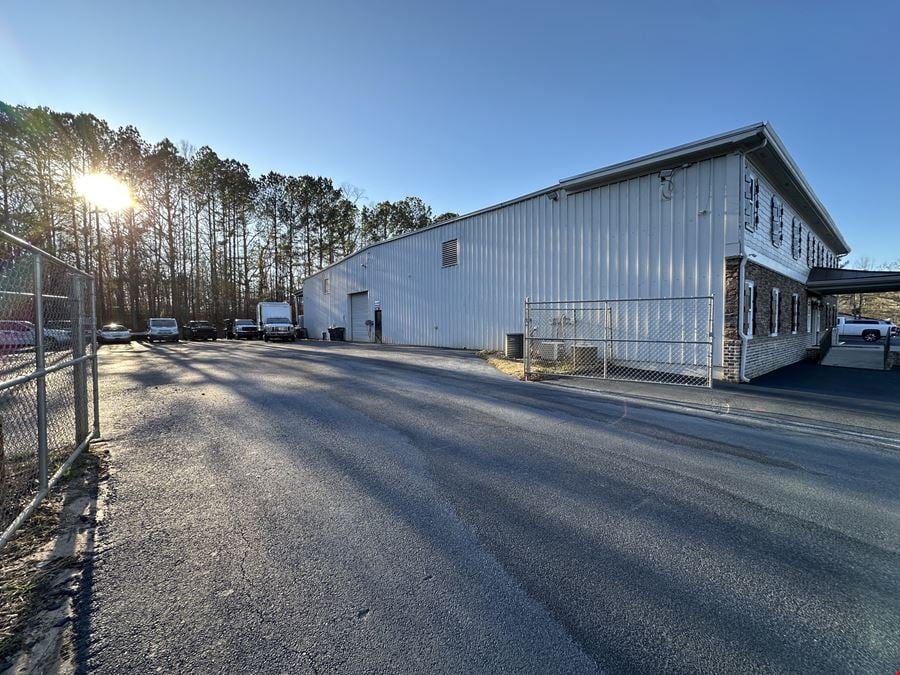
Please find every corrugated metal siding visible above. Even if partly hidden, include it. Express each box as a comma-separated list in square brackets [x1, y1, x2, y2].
[305, 154, 741, 369]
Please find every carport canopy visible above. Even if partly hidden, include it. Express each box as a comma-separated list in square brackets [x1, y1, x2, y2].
[806, 267, 900, 295]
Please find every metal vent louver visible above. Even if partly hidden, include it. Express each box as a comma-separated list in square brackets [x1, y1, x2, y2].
[441, 239, 458, 268]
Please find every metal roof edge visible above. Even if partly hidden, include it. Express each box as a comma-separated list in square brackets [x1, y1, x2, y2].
[757, 124, 850, 255]
[558, 122, 767, 191]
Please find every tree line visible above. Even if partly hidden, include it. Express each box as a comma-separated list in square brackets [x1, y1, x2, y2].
[0, 102, 458, 326]
[838, 257, 900, 321]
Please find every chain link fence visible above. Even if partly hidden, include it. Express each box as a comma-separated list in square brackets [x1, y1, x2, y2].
[0, 230, 99, 549]
[525, 296, 714, 387]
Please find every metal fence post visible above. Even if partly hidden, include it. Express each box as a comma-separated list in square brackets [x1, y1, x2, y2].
[33, 255, 48, 493]
[604, 305, 611, 380]
[707, 296, 714, 388]
[90, 277, 100, 438]
[523, 297, 530, 381]
[73, 276, 89, 442]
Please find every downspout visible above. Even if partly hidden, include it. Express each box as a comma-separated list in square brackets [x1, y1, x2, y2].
[736, 136, 768, 382]
[736, 254, 751, 382]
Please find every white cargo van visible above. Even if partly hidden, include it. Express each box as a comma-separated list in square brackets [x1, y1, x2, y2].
[147, 317, 179, 343]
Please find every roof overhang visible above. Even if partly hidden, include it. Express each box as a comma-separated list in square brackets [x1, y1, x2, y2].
[559, 123, 850, 256]
[807, 267, 900, 295]
[559, 123, 766, 191]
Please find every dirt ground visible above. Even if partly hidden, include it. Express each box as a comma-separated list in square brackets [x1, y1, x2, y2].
[0, 445, 108, 675]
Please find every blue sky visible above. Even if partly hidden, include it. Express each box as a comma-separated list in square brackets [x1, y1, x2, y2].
[2, 0, 898, 263]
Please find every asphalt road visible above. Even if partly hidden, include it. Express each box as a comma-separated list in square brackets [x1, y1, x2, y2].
[80, 340, 900, 674]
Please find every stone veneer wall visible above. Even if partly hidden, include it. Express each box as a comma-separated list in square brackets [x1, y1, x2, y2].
[723, 258, 836, 381]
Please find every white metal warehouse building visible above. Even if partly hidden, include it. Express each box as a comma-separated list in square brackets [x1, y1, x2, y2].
[303, 124, 850, 383]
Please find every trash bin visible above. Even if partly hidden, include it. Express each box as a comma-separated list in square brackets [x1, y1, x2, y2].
[328, 327, 346, 341]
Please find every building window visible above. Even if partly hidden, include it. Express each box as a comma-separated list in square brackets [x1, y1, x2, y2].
[744, 280, 756, 337]
[744, 173, 759, 232]
[791, 293, 800, 334]
[770, 197, 784, 247]
[791, 218, 802, 259]
[323, 278, 330, 294]
[441, 238, 459, 268]
[770, 288, 781, 336]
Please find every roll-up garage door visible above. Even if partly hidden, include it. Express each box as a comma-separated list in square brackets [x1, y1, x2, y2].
[350, 291, 369, 342]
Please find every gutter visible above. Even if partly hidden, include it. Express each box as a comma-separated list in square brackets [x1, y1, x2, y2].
[737, 255, 751, 383]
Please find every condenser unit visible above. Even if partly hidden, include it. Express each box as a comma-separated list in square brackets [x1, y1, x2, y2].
[538, 341, 564, 362]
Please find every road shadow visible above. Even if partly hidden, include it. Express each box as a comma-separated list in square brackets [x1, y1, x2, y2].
[87, 342, 900, 673]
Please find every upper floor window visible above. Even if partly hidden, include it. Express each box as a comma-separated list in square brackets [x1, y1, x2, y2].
[791, 218, 802, 260]
[744, 173, 759, 232]
[770, 197, 784, 247]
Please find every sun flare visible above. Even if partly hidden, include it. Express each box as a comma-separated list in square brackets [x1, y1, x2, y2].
[74, 173, 134, 212]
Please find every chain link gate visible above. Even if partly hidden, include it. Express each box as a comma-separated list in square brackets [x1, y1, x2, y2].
[0, 230, 99, 549]
[524, 296, 714, 388]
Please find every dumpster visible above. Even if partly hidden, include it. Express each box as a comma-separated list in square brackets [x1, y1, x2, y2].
[328, 326, 346, 341]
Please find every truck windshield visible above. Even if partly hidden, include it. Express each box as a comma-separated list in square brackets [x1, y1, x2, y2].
[235, 320, 254, 326]
[268, 317, 291, 323]
[150, 319, 177, 327]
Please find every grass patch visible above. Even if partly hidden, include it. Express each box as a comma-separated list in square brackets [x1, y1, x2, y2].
[477, 350, 534, 380]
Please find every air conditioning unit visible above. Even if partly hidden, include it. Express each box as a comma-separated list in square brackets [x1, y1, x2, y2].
[538, 341, 564, 362]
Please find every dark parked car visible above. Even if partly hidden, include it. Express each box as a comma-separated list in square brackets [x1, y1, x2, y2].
[225, 318, 259, 340]
[183, 320, 218, 341]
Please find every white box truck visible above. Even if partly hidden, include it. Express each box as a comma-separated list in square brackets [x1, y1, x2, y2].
[257, 302, 295, 342]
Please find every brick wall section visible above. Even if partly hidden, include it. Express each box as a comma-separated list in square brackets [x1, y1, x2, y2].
[723, 258, 836, 381]
[723, 259, 742, 382]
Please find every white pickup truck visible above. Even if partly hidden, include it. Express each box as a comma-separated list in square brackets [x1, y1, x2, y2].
[837, 317, 896, 342]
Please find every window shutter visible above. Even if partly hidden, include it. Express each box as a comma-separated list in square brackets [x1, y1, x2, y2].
[750, 284, 759, 335]
[744, 174, 759, 231]
[770, 197, 784, 247]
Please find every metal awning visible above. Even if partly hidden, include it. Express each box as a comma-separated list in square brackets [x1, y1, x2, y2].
[807, 267, 900, 295]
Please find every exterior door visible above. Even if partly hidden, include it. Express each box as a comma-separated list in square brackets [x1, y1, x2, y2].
[349, 292, 370, 342]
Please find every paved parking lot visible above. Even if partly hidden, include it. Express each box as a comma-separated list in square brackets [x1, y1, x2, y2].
[80, 340, 900, 673]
